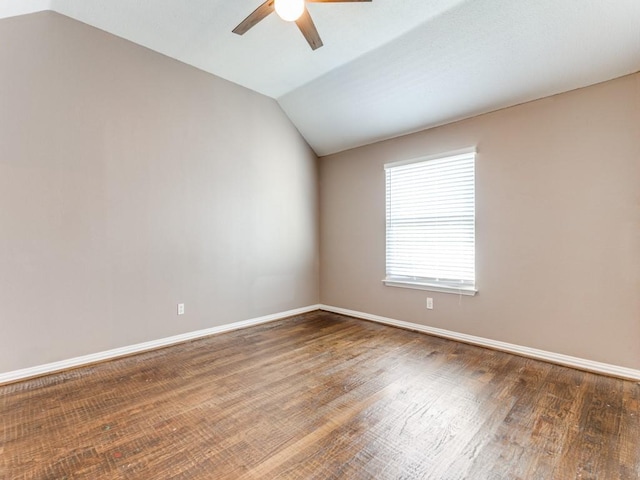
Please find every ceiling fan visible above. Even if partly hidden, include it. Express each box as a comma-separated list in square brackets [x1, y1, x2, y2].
[233, 0, 372, 51]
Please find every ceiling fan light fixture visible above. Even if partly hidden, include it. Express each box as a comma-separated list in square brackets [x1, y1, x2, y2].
[274, 0, 305, 22]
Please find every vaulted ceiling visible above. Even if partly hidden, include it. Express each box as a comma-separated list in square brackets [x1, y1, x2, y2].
[3, 0, 640, 155]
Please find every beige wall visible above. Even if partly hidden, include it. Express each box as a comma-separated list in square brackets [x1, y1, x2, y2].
[0, 12, 319, 373]
[320, 73, 640, 369]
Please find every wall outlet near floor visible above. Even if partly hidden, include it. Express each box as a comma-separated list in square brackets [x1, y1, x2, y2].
[177, 303, 185, 315]
[426, 297, 433, 310]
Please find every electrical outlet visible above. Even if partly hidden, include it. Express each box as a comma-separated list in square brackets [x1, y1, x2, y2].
[177, 303, 185, 315]
[426, 297, 433, 310]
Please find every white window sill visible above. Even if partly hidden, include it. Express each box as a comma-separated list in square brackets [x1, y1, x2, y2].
[382, 279, 477, 296]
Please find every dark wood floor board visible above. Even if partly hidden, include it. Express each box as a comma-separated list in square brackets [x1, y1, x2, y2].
[552, 373, 632, 480]
[504, 367, 580, 479]
[2, 311, 639, 479]
[513, 366, 586, 479]
[240, 380, 404, 480]
[403, 356, 526, 479]
[617, 381, 640, 478]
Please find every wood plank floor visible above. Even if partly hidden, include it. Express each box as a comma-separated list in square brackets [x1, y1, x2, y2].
[1, 311, 639, 479]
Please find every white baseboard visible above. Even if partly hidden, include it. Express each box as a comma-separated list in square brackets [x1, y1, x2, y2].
[320, 304, 640, 382]
[5, 303, 638, 385]
[0, 304, 321, 385]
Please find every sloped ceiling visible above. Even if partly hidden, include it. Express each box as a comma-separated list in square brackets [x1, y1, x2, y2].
[2, 0, 640, 155]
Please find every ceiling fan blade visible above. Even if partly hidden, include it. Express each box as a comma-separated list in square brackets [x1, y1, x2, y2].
[296, 8, 323, 50]
[232, 0, 275, 35]
[306, 0, 372, 2]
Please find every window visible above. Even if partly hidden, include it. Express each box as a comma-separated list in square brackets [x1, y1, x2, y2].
[384, 149, 476, 295]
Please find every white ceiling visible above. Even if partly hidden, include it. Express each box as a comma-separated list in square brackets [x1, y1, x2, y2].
[2, 0, 640, 155]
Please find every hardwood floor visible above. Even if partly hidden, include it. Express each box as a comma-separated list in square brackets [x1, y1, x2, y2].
[1, 311, 639, 479]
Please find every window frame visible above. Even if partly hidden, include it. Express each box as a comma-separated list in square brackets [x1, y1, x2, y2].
[383, 148, 477, 296]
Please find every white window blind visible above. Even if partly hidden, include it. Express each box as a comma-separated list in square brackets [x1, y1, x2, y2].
[384, 150, 476, 295]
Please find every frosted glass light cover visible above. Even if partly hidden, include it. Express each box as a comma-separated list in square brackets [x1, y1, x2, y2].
[274, 0, 305, 22]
